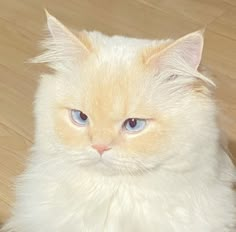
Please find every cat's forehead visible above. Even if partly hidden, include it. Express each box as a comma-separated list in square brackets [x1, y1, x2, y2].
[81, 61, 149, 118]
[58, 57, 154, 120]
[56, 33, 169, 118]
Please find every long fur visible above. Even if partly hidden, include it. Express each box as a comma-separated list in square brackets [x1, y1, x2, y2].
[2, 13, 235, 232]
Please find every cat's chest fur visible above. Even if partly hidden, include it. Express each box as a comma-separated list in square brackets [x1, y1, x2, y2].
[33, 173, 189, 232]
[19, 157, 234, 232]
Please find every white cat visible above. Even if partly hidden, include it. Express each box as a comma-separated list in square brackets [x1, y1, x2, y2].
[2, 12, 236, 232]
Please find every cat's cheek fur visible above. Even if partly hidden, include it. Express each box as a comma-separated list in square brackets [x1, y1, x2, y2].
[123, 121, 170, 156]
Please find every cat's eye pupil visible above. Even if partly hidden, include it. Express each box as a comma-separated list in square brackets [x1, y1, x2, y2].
[123, 118, 146, 132]
[71, 110, 89, 126]
[80, 112, 88, 121]
[129, 119, 137, 128]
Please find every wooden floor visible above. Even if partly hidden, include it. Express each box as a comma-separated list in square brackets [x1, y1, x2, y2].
[0, 0, 235, 224]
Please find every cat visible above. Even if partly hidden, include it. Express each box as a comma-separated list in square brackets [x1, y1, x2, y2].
[2, 11, 236, 232]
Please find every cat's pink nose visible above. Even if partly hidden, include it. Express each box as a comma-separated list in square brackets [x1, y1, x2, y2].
[92, 144, 111, 155]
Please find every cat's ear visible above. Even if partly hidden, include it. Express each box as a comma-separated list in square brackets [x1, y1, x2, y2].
[31, 10, 92, 66]
[144, 31, 204, 72]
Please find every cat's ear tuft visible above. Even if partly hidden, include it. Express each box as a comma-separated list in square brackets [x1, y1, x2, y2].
[31, 11, 92, 67]
[143, 31, 214, 85]
[145, 31, 204, 72]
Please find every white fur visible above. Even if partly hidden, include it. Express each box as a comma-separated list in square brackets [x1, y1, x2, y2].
[2, 13, 235, 232]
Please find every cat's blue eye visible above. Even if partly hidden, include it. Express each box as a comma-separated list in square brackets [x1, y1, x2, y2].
[71, 110, 89, 126]
[123, 118, 146, 133]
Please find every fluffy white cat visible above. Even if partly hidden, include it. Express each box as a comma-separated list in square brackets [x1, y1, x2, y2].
[2, 12, 236, 232]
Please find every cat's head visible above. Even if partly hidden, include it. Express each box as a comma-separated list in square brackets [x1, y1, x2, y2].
[32, 12, 217, 175]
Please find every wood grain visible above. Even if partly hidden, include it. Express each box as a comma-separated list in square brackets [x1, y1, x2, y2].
[0, 0, 235, 223]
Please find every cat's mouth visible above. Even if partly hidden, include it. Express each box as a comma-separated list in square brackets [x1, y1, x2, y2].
[77, 156, 111, 169]
[81, 158, 123, 176]
[81, 157, 151, 176]
[74, 152, 156, 176]
[76, 156, 126, 175]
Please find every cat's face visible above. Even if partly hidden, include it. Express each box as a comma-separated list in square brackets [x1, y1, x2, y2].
[52, 60, 172, 175]
[33, 13, 214, 175]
